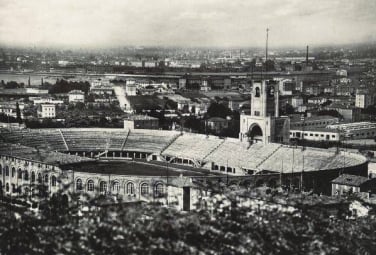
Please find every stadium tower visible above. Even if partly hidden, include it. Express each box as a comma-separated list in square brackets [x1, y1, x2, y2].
[239, 28, 290, 144]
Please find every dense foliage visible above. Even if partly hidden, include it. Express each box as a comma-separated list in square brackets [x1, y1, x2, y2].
[48, 79, 90, 94]
[0, 192, 375, 254]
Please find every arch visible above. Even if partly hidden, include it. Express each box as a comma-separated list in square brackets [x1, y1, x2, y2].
[24, 171, 29, 181]
[140, 182, 149, 196]
[87, 179, 95, 192]
[112, 181, 120, 194]
[76, 179, 83, 191]
[126, 182, 135, 195]
[154, 183, 164, 197]
[51, 175, 57, 187]
[255, 86, 260, 97]
[268, 86, 275, 97]
[99, 181, 107, 194]
[248, 124, 263, 142]
[44, 174, 49, 184]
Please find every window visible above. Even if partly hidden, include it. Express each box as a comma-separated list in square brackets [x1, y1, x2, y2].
[76, 179, 83, 191]
[140, 183, 149, 195]
[31, 172, 35, 183]
[18, 169, 22, 179]
[126, 182, 135, 195]
[44, 174, 49, 183]
[5, 166, 9, 176]
[154, 183, 164, 197]
[6, 183, 9, 192]
[99, 181, 107, 194]
[112, 181, 120, 194]
[255, 87, 260, 97]
[38, 173, 42, 183]
[24, 171, 29, 181]
[0, 164, 2, 175]
[51, 176, 57, 187]
[11, 167, 15, 178]
[87, 180, 94, 192]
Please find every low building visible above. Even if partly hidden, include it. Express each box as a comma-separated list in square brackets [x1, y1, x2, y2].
[290, 127, 340, 142]
[31, 97, 64, 105]
[0, 102, 24, 118]
[68, 90, 85, 103]
[290, 115, 339, 130]
[331, 174, 376, 198]
[327, 105, 361, 122]
[124, 115, 159, 130]
[37, 104, 56, 119]
[207, 117, 229, 134]
[125, 84, 137, 96]
[326, 122, 376, 139]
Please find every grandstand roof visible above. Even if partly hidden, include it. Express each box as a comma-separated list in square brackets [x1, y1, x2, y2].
[0, 143, 90, 166]
[60, 160, 207, 177]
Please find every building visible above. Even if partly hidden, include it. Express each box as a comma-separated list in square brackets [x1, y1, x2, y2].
[0, 144, 199, 211]
[31, 97, 64, 105]
[0, 102, 24, 119]
[291, 96, 304, 108]
[207, 117, 229, 134]
[68, 90, 85, 103]
[290, 115, 339, 130]
[277, 79, 294, 96]
[290, 128, 340, 142]
[37, 104, 56, 119]
[327, 104, 361, 122]
[326, 122, 376, 139]
[331, 174, 376, 198]
[239, 80, 290, 144]
[355, 91, 373, 109]
[125, 84, 137, 96]
[124, 115, 159, 130]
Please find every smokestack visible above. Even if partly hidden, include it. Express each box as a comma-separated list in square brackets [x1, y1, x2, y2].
[306, 45, 309, 65]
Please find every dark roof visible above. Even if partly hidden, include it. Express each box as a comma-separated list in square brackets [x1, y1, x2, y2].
[60, 160, 209, 177]
[331, 174, 369, 187]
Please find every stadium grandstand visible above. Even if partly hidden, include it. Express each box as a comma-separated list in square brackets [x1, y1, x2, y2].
[0, 127, 369, 195]
[0, 127, 368, 175]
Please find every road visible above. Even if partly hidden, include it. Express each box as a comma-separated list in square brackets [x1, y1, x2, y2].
[113, 85, 133, 113]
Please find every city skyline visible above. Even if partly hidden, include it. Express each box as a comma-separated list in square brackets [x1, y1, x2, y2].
[0, 0, 375, 48]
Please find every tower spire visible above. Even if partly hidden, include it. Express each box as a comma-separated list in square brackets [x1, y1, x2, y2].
[265, 28, 269, 62]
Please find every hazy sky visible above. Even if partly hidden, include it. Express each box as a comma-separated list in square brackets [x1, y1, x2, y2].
[0, 0, 375, 48]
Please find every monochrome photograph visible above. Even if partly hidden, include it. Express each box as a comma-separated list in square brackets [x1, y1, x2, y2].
[0, 0, 375, 254]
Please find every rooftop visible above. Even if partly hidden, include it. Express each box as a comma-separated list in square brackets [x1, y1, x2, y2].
[331, 174, 369, 187]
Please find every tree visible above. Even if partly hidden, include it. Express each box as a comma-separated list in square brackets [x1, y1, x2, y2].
[207, 102, 232, 119]
[16, 102, 22, 124]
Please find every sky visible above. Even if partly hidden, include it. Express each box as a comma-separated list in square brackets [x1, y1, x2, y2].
[0, 0, 375, 48]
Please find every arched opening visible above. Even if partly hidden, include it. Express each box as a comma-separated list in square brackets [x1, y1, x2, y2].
[248, 124, 263, 143]
[255, 87, 260, 97]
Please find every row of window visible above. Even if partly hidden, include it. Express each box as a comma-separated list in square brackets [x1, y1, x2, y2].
[290, 132, 336, 138]
[75, 179, 164, 196]
[292, 121, 334, 128]
[0, 165, 57, 186]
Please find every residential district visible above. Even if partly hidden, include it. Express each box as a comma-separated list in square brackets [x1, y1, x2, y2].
[1, 45, 376, 218]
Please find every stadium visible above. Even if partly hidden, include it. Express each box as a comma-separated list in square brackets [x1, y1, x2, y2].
[0, 127, 368, 197]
